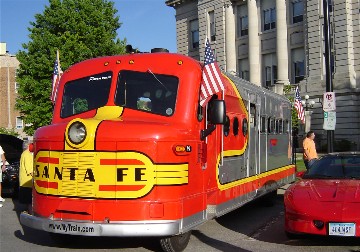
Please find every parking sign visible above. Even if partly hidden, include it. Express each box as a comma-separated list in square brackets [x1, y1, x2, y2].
[323, 111, 336, 130]
[323, 92, 336, 111]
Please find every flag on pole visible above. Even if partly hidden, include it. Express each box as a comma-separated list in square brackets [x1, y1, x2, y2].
[199, 39, 225, 107]
[51, 50, 63, 104]
[294, 86, 305, 124]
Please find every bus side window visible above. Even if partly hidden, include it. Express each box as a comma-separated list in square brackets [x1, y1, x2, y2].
[268, 117, 274, 133]
[197, 103, 204, 121]
[224, 115, 230, 136]
[250, 103, 256, 127]
[279, 119, 283, 133]
[260, 116, 266, 133]
[242, 118, 248, 136]
[275, 119, 279, 133]
[233, 117, 239, 136]
[284, 119, 289, 133]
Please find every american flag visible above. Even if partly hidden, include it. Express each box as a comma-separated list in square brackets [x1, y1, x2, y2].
[50, 50, 63, 104]
[294, 86, 305, 124]
[199, 39, 225, 107]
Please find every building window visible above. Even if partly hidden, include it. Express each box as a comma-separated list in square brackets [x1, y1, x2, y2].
[292, 1, 304, 23]
[328, 0, 333, 13]
[263, 8, 276, 31]
[209, 11, 216, 41]
[15, 82, 20, 93]
[16, 117, 23, 129]
[238, 16, 248, 36]
[241, 70, 249, 81]
[190, 19, 199, 49]
[237, 5, 248, 37]
[294, 61, 305, 83]
[265, 65, 277, 87]
[265, 67, 272, 86]
[238, 58, 249, 81]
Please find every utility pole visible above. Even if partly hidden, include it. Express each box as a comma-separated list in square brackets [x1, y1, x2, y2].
[323, 0, 334, 153]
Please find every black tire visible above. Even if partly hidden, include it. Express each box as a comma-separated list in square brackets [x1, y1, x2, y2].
[160, 231, 191, 252]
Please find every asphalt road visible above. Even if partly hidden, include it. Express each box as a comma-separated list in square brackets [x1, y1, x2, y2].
[1, 187, 360, 252]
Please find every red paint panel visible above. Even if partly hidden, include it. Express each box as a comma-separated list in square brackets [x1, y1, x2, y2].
[100, 159, 144, 165]
[99, 185, 145, 191]
[36, 180, 58, 189]
[37, 157, 59, 164]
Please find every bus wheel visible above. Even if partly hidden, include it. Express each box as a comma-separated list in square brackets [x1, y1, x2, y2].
[160, 231, 191, 252]
[261, 190, 277, 207]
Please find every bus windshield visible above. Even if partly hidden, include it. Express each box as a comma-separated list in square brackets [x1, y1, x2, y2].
[115, 70, 179, 116]
[60, 71, 112, 118]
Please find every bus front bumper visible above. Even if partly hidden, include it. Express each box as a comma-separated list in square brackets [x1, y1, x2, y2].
[20, 211, 180, 237]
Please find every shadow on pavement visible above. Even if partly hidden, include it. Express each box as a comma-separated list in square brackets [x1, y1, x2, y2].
[192, 230, 251, 252]
[8, 197, 162, 251]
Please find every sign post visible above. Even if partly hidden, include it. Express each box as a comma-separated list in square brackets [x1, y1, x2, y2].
[323, 0, 334, 153]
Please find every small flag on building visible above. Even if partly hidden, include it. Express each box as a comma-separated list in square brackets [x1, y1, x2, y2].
[199, 39, 225, 107]
[294, 86, 305, 124]
[50, 50, 63, 104]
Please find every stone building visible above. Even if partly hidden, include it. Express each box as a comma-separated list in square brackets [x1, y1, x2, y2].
[0, 42, 26, 137]
[166, 0, 360, 151]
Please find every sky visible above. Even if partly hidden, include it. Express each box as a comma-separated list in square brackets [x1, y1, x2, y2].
[0, 0, 177, 54]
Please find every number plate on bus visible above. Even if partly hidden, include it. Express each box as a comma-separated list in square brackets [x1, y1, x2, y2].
[329, 223, 356, 236]
[48, 221, 100, 236]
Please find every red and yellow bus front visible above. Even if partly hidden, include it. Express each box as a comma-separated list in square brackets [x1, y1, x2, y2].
[21, 53, 209, 237]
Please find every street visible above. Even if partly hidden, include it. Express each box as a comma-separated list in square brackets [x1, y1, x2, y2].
[1, 187, 360, 252]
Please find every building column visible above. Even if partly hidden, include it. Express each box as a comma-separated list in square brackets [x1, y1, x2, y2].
[305, 111, 313, 133]
[248, 0, 261, 86]
[275, 0, 290, 95]
[7, 66, 12, 128]
[225, 2, 236, 73]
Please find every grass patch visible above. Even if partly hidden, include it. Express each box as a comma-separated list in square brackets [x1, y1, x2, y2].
[294, 153, 306, 172]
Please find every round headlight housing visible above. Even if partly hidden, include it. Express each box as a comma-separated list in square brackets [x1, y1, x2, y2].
[68, 121, 87, 145]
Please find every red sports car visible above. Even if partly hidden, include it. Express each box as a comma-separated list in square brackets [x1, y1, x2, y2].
[284, 152, 360, 238]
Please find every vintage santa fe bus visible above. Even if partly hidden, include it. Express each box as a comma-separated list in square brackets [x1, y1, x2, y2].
[20, 50, 295, 252]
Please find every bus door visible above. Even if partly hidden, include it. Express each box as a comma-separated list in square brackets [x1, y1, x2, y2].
[248, 93, 260, 198]
[248, 102, 260, 177]
[200, 101, 224, 218]
[259, 96, 267, 173]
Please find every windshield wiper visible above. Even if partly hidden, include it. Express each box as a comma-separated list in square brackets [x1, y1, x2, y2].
[147, 68, 169, 91]
[344, 176, 360, 179]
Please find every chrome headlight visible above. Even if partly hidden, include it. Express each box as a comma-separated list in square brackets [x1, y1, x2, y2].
[68, 121, 87, 145]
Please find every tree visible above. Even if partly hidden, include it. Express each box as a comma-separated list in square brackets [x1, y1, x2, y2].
[283, 85, 300, 129]
[0, 127, 20, 137]
[16, 0, 126, 135]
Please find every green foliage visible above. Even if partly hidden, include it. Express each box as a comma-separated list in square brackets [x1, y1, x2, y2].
[15, 0, 127, 135]
[321, 139, 357, 152]
[283, 85, 300, 128]
[0, 127, 20, 137]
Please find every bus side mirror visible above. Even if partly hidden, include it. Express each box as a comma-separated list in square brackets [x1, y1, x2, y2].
[200, 100, 226, 140]
[208, 100, 226, 125]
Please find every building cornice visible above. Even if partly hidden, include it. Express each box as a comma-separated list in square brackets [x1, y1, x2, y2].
[165, 0, 194, 8]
